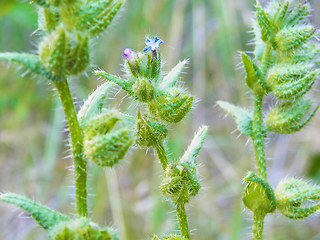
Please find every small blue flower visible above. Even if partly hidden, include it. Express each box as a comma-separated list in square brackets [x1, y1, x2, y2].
[144, 36, 163, 52]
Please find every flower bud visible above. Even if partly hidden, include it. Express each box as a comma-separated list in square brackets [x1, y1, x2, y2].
[242, 172, 276, 214]
[135, 111, 168, 147]
[275, 26, 315, 53]
[38, 7, 60, 33]
[266, 98, 318, 134]
[160, 163, 200, 204]
[39, 26, 67, 77]
[83, 111, 133, 167]
[267, 64, 316, 100]
[65, 34, 90, 75]
[132, 78, 155, 102]
[275, 178, 320, 219]
[50, 218, 119, 240]
[149, 90, 193, 123]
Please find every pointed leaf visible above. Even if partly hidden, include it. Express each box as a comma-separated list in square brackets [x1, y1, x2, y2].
[78, 82, 114, 127]
[256, 2, 274, 43]
[180, 126, 208, 165]
[217, 100, 253, 136]
[0, 52, 60, 81]
[95, 70, 135, 96]
[160, 59, 188, 90]
[241, 52, 266, 94]
[0, 193, 69, 230]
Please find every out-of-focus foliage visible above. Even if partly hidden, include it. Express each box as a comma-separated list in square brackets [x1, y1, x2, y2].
[1, 0, 320, 240]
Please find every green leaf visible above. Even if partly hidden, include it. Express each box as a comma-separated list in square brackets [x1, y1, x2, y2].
[256, 2, 274, 43]
[180, 126, 208, 165]
[78, 82, 114, 127]
[95, 70, 135, 97]
[0, 193, 69, 231]
[241, 52, 266, 94]
[0, 52, 60, 81]
[160, 59, 188, 90]
[217, 100, 253, 136]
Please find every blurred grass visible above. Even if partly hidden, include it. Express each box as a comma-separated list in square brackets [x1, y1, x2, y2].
[1, 0, 320, 240]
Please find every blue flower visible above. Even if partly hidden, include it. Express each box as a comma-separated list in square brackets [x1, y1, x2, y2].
[144, 36, 163, 52]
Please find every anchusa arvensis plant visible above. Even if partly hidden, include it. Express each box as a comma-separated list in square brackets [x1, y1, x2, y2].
[218, 0, 320, 239]
[0, 1, 207, 239]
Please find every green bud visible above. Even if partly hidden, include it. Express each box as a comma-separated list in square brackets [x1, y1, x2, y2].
[84, 128, 133, 167]
[266, 98, 318, 134]
[39, 26, 67, 77]
[66, 34, 90, 75]
[243, 172, 276, 214]
[132, 78, 155, 102]
[275, 178, 320, 219]
[124, 52, 162, 82]
[83, 111, 133, 167]
[136, 111, 168, 147]
[31, 0, 49, 7]
[275, 26, 315, 53]
[50, 218, 119, 240]
[284, 2, 311, 27]
[267, 63, 316, 99]
[160, 163, 200, 204]
[149, 90, 193, 123]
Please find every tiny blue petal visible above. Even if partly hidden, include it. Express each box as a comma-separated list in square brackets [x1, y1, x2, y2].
[144, 36, 163, 51]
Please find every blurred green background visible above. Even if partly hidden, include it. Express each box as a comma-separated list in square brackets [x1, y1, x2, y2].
[1, 0, 320, 239]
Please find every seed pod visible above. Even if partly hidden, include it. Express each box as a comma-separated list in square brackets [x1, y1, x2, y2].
[275, 178, 320, 219]
[66, 34, 89, 75]
[243, 172, 276, 214]
[266, 98, 318, 134]
[160, 163, 200, 203]
[149, 90, 193, 123]
[135, 111, 168, 147]
[275, 26, 315, 53]
[132, 78, 155, 102]
[39, 27, 67, 77]
[50, 218, 119, 240]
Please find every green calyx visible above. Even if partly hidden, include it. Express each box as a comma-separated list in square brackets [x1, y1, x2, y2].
[266, 98, 318, 134]
[83, 111, 133, 167]
[149, 90, 193, 123]
[275, 178, 320, 219]
[160, 162, 200, 204]
[50, 218, 119, 240]
[243, 172, 276, 214]
[136, 111, 168, 148]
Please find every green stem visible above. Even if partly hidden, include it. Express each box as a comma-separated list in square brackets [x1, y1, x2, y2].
[155, 142, 168, 171]
[252, 94, 267, 179]
[176, 203, 190, 239]
[54, 78, 88, 217]
[261, 42, 272, 74]
[252, 212, 266, 240]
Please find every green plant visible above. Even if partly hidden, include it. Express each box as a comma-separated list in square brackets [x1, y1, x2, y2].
[0, 1, 207, 239]
[218, 0, 320, 239]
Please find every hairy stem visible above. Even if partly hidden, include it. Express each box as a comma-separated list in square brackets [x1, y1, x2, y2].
[54, 78, 88, 217]
[252, 94, 267, 179]
[252, 212, 265, 240]
[261, 42, 272, 75]
[155, 142, 168, 171]
[176, 203, 190, 239]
